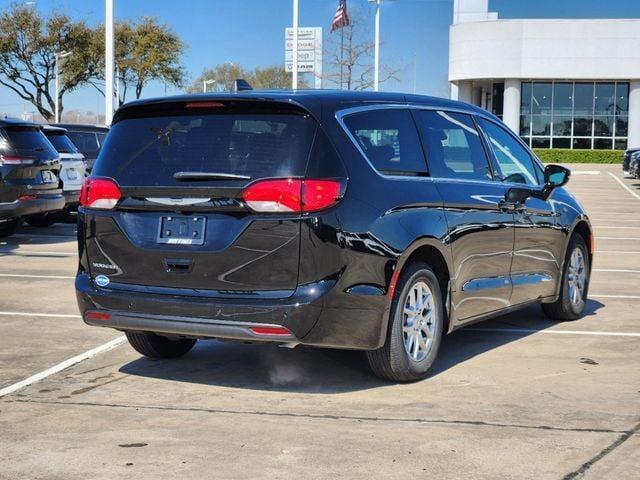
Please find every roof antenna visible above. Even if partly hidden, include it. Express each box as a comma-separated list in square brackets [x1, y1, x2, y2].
[233, 79, 253, 92]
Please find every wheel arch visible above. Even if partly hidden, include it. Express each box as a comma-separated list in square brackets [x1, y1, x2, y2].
[389, 238, 453, 334]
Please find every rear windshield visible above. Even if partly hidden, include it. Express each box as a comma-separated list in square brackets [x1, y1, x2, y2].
[44, 132, 80, 154]
[93, 107, 316, 186]
[0, 127, 59, 161]
[67, 131, 100, 156]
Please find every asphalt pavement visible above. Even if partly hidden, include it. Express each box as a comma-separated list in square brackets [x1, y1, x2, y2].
[0, 163, 638, 479]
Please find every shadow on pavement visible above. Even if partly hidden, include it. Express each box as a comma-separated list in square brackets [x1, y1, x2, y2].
[119, 300, 605, 393]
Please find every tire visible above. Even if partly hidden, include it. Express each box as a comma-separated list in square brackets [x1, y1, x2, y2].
[366, 262, 444, 382]
[25, 212, 63, 228]
[125, 331, 196, 359]
[0, 218, 20, 238]
[542, 234, 590, 321]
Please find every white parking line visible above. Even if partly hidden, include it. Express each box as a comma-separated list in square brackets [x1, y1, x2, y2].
[593, 269, 640, 274]
[0, 336, 126, 398]
[0, 273, 75, 280]
[0, 251, 76, 257]
[0, 311, 81, 319]
[590, 294, 640, 300]
[608, 172, 640, 200]
[596, 250, 640, 254]
[572, 171, 601, 175]
[595, 237, 640, 240]
[464, 328, 640, 338]
[593, 226, 640, 229]
[11, 233, 76, 239]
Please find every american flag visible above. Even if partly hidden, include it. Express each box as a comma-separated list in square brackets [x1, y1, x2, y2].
[331, 0, 350, 32]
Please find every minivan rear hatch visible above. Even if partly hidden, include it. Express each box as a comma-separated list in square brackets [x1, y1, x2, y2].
[84, 100, 320, 295]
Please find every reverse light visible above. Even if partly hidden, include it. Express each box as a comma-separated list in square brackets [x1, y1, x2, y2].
[242, 178, 344, 213]
[0, 155, 35, 166]
[80, 177, 122, 209]
[249, 325, 293, 336]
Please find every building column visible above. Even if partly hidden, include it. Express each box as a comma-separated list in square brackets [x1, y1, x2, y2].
[457, 81, 473, 104]
[628, 81, 640, 148]
[503, 79, 520, 134]
[450, 82, 459, 101]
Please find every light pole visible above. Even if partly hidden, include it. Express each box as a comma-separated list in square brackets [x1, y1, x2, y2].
[54, 51, 72, 123]
[105, 0, 114, 125]
[203, 79, 216, 93]
[369, 0, 395, 92]
[292, 0, 299, 89]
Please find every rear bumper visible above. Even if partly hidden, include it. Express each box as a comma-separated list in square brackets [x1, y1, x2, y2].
[75, 273, 390, 350]
[0, 193, 65, 219]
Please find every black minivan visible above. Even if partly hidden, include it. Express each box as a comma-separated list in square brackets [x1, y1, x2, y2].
[0, 118, 64, 237]
[76, 91, 592, 381]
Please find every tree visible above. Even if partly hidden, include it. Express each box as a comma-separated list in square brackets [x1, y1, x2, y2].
[0, 4, 101, 120]
[323, 7, 400, 90]
[188, 63, 308, 93]
[90, 17, 186, 105]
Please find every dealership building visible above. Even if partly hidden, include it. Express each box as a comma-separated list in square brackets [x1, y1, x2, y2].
[449, 0, 640, 150]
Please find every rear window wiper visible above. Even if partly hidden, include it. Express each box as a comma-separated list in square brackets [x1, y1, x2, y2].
[173, 172, 251, 181]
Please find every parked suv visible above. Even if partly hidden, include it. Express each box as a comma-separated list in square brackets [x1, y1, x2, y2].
[27, 125, 87, 225]
[76, 91, 592, 381]
[0, 118, 64, 237]
[55, 123, 109, 171]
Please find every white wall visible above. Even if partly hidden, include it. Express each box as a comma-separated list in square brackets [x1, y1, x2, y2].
[453, 0, 497, 25]
[449, 19, 640, 82]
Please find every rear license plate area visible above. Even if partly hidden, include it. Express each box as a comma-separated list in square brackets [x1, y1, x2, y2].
[157, 216, 206, 245]
[40, 170, 57, 184]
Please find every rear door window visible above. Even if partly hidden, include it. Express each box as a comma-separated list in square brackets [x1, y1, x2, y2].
[414, 110, 492, 181]
[342, 109, 427, 176]
[93, 106, 316, 186]
[0, 127, 59, 161]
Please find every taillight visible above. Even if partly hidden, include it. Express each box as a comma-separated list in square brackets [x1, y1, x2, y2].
[242, 178, 344, 213]
[0, 155, 35, 166]
[79, 177, 122, 210]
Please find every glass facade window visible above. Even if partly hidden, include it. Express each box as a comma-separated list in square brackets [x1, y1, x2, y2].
[520, 81, 629, 150]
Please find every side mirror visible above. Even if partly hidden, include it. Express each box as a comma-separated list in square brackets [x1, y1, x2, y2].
[544, 164, 570, 188]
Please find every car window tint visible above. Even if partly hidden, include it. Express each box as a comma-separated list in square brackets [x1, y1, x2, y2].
[67, 131, 100, 155]
[92, 109, 316, 187]
[343, 109, 427, 176]
[478, 118, 540, 186]
[0, 127, 59, 161]
[414, 110, 492, 181]
[44, 132, 79, 154]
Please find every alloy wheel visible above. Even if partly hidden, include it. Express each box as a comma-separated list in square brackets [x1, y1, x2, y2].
[567, 247, 586, 307]
[402, 281, 437, 362]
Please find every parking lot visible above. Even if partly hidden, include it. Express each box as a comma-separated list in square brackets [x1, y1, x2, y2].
[0, 163, 638, 479]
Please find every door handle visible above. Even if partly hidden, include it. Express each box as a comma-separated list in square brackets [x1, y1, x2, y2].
[499, 201, 525, 213]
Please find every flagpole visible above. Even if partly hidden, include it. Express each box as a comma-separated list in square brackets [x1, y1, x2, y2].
[292, 0, 299, 89]
[340, 27, 344, 89]
[373, 0, 380, 92]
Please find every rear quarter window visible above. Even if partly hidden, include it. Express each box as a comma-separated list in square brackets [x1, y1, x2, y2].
[342, 109, 427, 176]
[93, 107, 317, 187]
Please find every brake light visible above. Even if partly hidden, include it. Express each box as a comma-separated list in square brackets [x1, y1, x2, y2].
[242, 178, 344, 213]
[185, 102, 226, 108]
[0, 155, 35, 165]
[80, 177, 122, 209]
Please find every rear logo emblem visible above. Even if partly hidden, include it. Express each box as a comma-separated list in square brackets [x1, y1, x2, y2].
[95, 275, 110, 287]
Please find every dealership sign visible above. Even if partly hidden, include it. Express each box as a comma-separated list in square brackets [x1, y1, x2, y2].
[285, 27, 322, 87]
